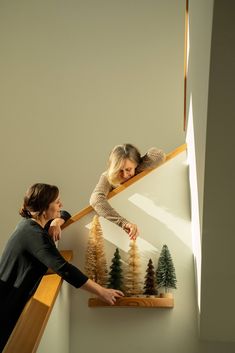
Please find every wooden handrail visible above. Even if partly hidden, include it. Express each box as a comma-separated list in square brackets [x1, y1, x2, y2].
[3, 250, 73, 353]
[63, 144, 187, 229]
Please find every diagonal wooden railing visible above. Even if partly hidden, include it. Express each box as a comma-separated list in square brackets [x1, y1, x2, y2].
[62, 143, 187, 229]
[3, 250, 72, 353]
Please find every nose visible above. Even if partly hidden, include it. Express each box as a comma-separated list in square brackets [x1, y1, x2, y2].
[123, 171, 130, 179]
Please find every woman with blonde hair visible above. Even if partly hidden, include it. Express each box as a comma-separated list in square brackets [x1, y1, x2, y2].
[90, 144, 166, 240]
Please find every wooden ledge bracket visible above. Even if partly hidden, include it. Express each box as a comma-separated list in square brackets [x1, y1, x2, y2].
[88, 296, 174, 308]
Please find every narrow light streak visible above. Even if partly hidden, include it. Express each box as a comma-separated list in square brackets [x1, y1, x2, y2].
[186, 93, 202, 312]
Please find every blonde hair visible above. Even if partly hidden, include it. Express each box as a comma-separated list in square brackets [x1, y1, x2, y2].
[107, 144, 141, 186]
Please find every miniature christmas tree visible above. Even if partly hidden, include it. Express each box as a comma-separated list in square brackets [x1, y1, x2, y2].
[143, 258, 158, 296]
[84, 215, 108, 286]
[84, 218, 97, 281]
[156, 244, 177, 293]
[93, 215, 108, 286]
[108, 248, 123, 291]
[125, 240, 142, 296]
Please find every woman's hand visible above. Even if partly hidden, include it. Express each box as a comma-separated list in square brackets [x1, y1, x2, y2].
[48, 218, 64, 241]
[123, 223, 139, 240]
[98, 288, 124, 305]
[81, 279, 124, 305]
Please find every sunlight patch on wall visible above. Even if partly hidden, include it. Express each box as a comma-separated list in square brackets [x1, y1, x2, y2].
[128, 193, 192, 249]
[86, 217, 159, 256]
[186, 93, 201, 312]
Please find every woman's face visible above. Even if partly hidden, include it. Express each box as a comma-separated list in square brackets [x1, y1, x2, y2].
[45, 195, 63, 221]
[119, 159, 137, 183]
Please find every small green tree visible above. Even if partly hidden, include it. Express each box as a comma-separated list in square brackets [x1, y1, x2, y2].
[108, 248, 123, 291]
[143, 259, 158, 296]
[156, 244, 177, 293]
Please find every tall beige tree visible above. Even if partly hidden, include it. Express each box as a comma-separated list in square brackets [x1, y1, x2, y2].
[84, 217, 97, 281]
[84, 215, 108, 286]
[125, 240, 142, 296]
[94, 216, 108, 286]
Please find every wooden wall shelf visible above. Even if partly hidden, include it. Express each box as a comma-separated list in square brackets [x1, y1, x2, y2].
[88, 296, 174, 308]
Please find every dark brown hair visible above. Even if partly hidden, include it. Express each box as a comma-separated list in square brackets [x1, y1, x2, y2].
[19, 183, 59, 218]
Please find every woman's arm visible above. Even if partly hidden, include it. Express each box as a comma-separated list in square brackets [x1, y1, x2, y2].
[47, 210, 71, 241]
[30, 235, 124, 304]
[90, 173, 129, 229]
[81, 279, 124, 305]
[136, 147, 166, 173]
[90, 174, 139, 239]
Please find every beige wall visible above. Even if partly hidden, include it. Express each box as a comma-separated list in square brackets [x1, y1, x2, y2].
[1, 0, 235, 349]
[0, 0, 185, 251]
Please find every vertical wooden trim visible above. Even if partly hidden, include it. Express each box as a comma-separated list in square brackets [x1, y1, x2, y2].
[184, 0, 189, 131]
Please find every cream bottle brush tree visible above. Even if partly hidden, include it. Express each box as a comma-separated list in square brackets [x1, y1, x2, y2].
[84, 215, 108, 286]
[125, 239, 142, 296]
[84, 219, 97, 282]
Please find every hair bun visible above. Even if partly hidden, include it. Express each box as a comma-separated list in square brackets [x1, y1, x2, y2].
[19, 207, 32, 218]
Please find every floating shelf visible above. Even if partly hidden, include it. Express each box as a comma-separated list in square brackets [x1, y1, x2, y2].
[88, 296, 174, 308]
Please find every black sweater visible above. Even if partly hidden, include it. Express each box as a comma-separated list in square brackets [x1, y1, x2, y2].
[0, 211, 88, 351]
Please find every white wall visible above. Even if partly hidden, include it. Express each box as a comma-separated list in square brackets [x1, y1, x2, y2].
[60, 151, 199, 353]
[0, 0, 185, 252]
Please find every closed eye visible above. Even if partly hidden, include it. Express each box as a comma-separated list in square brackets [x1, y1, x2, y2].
[122, 168, 132, 172]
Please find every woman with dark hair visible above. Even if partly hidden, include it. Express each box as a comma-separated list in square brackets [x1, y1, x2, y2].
[0, 183, 123, 352]
[90, 144, 166, 240]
